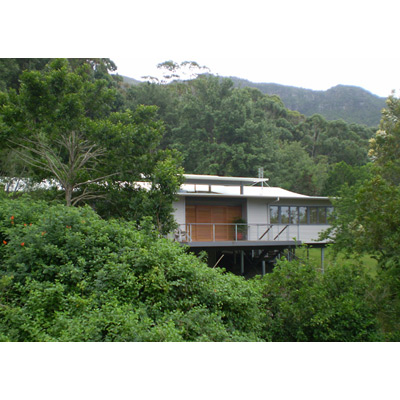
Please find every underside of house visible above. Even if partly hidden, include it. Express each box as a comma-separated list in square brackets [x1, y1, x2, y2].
[172, 174, 333, 277]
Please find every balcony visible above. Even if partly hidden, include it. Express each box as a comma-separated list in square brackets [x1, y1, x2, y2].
[174, 223, 330, 245]
[175, 223, 306, 242]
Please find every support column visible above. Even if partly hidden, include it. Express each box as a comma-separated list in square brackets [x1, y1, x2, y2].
[241, 251, 244, 275]
[262, 260, 266, 276]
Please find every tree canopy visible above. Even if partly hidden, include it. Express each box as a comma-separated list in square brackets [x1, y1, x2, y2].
[125, 72, 374, 195]
[0, 58, 183, 233]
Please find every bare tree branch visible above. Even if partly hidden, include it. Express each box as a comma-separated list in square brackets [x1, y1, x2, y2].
[8, 131, 119, 206]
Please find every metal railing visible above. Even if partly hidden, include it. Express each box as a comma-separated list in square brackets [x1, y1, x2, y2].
[174, 223, 301, 243]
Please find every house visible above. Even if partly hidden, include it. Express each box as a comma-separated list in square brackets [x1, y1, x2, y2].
[172, 174, 333, 276]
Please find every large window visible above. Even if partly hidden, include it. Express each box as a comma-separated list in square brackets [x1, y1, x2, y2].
[269, 205, 333, 225]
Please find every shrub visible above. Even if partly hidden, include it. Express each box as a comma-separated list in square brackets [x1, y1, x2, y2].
[0, 197, 263, 341]
[260, 258, 381, 341]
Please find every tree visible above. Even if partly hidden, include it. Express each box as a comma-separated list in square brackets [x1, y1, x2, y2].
[260, 258, 379, 341]
[0, 59, 119, 204]
[322, 161, 373, 196]
[143, 60, 210, 84]
[322, 93, 400, 337]
[326, 93, 400, 260]
[0, 59, 183, 232]
[368, 93, 400, 184]
[10, 131, 114, 206]
[0, 58, 50, 91]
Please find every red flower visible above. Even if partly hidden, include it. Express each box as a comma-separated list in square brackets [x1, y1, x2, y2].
[24, 224, 27, 227]
[21, 242, 25, 246]
[10, 216, 14, 220]
[2, 240, 7, 245]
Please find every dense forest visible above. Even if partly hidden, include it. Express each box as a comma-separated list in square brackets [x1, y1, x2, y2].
[122, 62, 376, 196]
[0, 58, 399, 341]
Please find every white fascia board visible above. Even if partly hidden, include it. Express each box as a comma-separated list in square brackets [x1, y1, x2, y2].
[183, 174, 269, 186]
[176, 192, 330, 201]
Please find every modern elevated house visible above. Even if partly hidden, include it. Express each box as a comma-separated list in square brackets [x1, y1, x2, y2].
[172, 174, 333, 276]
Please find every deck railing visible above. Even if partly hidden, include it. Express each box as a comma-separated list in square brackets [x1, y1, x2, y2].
[174, 223, 302, 243]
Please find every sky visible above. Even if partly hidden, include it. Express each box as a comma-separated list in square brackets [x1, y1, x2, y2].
[107, 0, 400, 98]
[3, 0, 400, 98]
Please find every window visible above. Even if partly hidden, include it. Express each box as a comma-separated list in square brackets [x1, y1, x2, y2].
[309, 207, 318, 224]
[290, 207, 299, 224]
[318, 207, 327, 224]
[280, 206, 289, 224]
[299, 207, 308, 224]
[270, 206, 279, 223]
[269, 205, 333, 224]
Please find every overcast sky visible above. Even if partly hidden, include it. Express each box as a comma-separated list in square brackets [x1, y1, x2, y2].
[109, 0, 400, 98]
[3, 0, 400, 98]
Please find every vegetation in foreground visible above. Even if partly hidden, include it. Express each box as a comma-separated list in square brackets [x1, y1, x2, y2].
[0, 197, 383, 342]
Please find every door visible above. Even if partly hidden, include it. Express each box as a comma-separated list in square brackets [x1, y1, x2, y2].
[186, 205, 242, 241]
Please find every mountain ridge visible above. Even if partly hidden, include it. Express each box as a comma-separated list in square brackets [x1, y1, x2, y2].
[228, 77, 386, 126]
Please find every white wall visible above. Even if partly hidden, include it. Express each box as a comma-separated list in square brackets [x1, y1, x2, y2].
[172, 197, 185, 225]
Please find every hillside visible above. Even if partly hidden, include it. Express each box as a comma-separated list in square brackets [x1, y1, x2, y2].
[120, 75, 141, 86]
[229, 77, 386, 127]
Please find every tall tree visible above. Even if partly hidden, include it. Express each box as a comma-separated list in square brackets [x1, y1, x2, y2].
[323, 93, 400, 336]
[0, 59, 183, 232]
[325, 93, 400, 260]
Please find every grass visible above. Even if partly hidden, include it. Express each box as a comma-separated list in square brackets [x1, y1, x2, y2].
[294, 246, 378, 275]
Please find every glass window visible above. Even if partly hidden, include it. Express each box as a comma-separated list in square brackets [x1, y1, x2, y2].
[280, 206, 289, 224]
[290, 207, 299, 224]
[299, 207, 308, 224]
[270, 206, 279, 223]
[318, 207, 327, 224]
[309, 207, 318, 224]
[270, 205, 333, 225]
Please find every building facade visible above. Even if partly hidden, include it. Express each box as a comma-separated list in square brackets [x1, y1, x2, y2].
[172, 174, 332, 276]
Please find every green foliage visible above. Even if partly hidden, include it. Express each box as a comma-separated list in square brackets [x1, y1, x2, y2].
[260, 258, 380, 341]
[322, 161, 373, 196]
[125, 73, 374, 195]
[0, 197, 386, 342]
[324, 94, 400, 339]
[327, 95, 400, 262]
[0, 59, 182, 232]
[0, 197, 264, 341]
